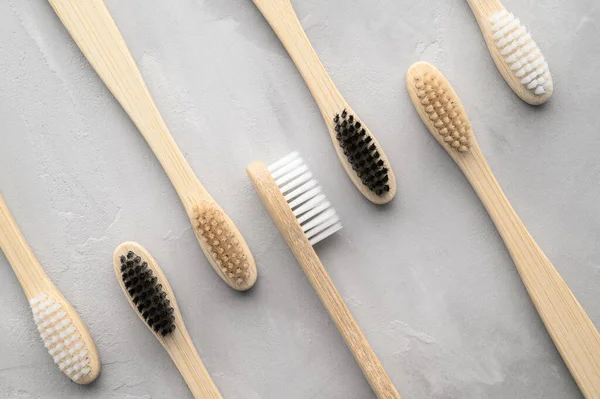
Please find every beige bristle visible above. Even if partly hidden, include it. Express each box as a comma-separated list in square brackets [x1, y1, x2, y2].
[411, 64, 473, 153]
[193, 204, 251, 286]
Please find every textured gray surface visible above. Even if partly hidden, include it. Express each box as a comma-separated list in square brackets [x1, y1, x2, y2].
[0, 0, 598, 398]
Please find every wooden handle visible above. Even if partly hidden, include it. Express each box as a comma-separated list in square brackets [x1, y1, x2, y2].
[252, 0, 344, 119]
[460, 148, 600, 398]
[247, 162, 402, 399]
[48, 0, 207, 203]
[0, 194, 50, 297]
[165, 327, 223, 399]
[466, 0, 503, 18]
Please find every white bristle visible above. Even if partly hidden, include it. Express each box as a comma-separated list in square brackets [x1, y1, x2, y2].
[268, 152, 342, 245]
[489, 10, 552, 96]
[29, 293, 91, 382]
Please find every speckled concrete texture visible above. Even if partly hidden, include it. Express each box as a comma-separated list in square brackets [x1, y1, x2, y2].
[0, 0, 599, 398]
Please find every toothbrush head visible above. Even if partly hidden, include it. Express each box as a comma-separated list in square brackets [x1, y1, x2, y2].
[267, 152, 342, 246]
[406, 62, 474, 155]
[30, 293, 100, 384]
[191, 203, 257, 291]
[332, 110, 392, 199]
[114, 242, 179, 340]
[118, 249, 176, 337]
[488, 9, 552, 104]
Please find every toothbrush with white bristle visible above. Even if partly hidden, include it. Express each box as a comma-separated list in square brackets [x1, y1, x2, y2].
[467, 0, 553, 104]
[0, 194, 101, 384]
[247, 152, 402, 399]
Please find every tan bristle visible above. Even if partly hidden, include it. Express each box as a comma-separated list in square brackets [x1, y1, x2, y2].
[193, 205, 251, 285]
[410, 64, 473, 153]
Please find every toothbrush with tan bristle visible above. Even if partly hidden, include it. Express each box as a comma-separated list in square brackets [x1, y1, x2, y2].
[48, 0, 256, 291]
[247, 152, 402, 399]
[0, 194, 101, 384]
[406, 61, 600, 398]
[113, 242, 222, 399]
[252, 0, 396, 204]
[467, 0, 553, 104]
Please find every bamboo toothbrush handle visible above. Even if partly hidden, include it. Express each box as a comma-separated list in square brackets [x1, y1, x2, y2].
[297, 250, 401, 399]
[164, 326, 223, 399]
[466, 0, 504, 18]
[463, 147, 600, 397]
[247, 163, 401, 399]
[48, 0, 205, 199]
[252, 0, 345, 119]
[0, 195, 49, 297]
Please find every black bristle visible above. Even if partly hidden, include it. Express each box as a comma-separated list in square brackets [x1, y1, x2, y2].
[332, 110, 389, 195]
[121, 250, 176, 337]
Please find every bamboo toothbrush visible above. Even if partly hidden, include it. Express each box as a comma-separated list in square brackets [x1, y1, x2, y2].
[48, 0, 257, 291]
[467, 0, 553, 105]
[247, 152, 401, 399]
[252, 0, 396, 205]
[0, 194, 100, 384]
[406, 62, 600, 398]
[113, 241, 223, 399]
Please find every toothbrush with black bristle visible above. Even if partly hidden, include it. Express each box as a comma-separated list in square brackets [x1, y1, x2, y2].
[113, 242, 223, 399]
[252, 0, 397, 204]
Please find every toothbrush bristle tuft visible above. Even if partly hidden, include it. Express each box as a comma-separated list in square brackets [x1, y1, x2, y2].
[120, 251, 176, 336]
[30, 293, 92, 382]
[489, 10, 552, 96]
[192, 206, 251, 285]
[412, 68, 472, 152]
[333, 110, 390, 196]
[268, 152, 342, 245]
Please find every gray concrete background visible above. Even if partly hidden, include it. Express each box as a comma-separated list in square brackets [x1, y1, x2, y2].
[0, 0, 598, 398]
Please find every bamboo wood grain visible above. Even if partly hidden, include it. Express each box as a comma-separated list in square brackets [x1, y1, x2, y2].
[406, 62, 600, 398]
[48, 0, 257, 291]
[0, 194, 101, 384]
[246, 162, 402, 399]
[252, 0, 396, 205]
[466, 0, 553, 105]
[113, 242, 223, 399]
